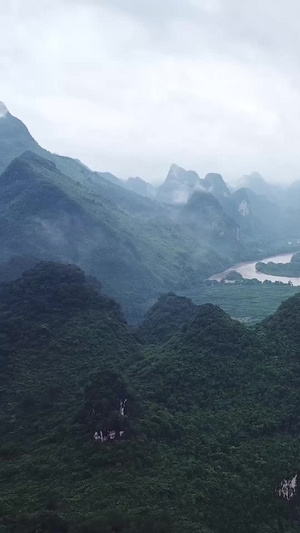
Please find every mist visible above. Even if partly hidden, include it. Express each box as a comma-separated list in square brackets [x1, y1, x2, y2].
[0, 102, 8, 118]
[2, 1, 300, 184]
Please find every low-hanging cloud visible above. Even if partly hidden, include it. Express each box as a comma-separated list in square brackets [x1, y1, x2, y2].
[0, 102, 8, 118]
[1, 0, 300, 184]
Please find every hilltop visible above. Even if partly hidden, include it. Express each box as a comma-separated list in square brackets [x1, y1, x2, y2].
[0, 107, 247, 322]
[1, 263, 300, 531]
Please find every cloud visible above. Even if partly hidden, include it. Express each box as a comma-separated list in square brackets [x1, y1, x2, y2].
[1, 0, 300, 184]
[0, 102, 8, 118]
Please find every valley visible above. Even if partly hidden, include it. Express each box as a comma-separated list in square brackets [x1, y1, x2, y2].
[2, 105, 300, 324]
[2, 103, 300, 532]
[5, 2, 300, 532]
[210, 251, 300, 284]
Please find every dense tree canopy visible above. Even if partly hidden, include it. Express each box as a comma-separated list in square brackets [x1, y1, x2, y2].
[2, 263, 300, 532]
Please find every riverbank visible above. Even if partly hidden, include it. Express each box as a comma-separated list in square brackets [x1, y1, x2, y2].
[209, 252, 300, 286]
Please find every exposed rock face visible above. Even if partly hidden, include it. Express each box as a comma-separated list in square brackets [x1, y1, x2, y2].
[238, 199, 250, 217]
[279, 474, 298, 500]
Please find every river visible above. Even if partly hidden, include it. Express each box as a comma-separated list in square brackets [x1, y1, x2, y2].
[209, 252, 300, 286]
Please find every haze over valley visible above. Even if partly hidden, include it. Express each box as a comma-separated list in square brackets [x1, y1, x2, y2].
[2, 102, 300, 323]
[4, 2, 300, 532]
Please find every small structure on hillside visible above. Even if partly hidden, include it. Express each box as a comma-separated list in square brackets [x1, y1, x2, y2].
[92, 397, 128, 443]
[120, 399, 127, 416]
[279, 474, 298, 500]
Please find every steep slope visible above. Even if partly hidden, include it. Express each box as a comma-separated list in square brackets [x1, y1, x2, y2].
[1, 104, 291, 325]
[284, 181, 300, 237]
[156, 165, 282, 244]
[3, 265, 300, 532]
[125, 176, 156, 198]
[0, 104, 104, 186]
[156, 166, 232, 207]
[261, 291, 300, 345]
[0, 103, 41, 174]
[0, 263, 150, 531]
[199, 174, 247, 235]
[231, 187, 282, 239]
[0, 151, 105, 261]
[180, 190, 239, 242]
[135, 292, 198, 344]
[0, 104, 294, 254]
[156, 163, 202, 204]
[96, 171, 122, 186]
[0, 151, 234, 322]
[132, 302, 300, 532]
[0, 105, 162, 220]
[202, 172, 231, 200]
[237, 171, 282, 203]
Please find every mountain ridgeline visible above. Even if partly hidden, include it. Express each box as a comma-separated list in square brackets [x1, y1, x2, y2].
[0, 107, 239, 322]
[1, 262, 300, 532]
[1, 104, 300, 323]
[3, 103, 300, 531]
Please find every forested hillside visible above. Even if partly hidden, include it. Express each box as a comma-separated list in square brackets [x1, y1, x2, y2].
[0, 149, 239, 323]
[2, 263, 300, 532]
[0, 108, 252, 323]
[1, 105, 298, 325]
[6, 2, 300, 533]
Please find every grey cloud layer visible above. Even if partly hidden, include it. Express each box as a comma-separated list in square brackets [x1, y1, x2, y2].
[1, 0, 300, 183]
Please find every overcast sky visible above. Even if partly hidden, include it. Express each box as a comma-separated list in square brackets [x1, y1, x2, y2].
[1, 0, 300, 184]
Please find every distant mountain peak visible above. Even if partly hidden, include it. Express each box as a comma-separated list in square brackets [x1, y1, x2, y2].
[167, 164, 200, 183]
[163, 164, 201, 189]
[125, 176, 155, 198]
[156, 164, 201, 204]
[185, 189, 221, 212]
[0, 102, 8, 118]
[248, 171, 264, 179]
[205, 172, 223, 183]
[167, 163, 185, 180]
[241, 171, 266, 185]
[169, 163, 181, 172]
[236, 171, 279, 201]
[127, 176, 146, 185]
[203, 173, 231, 197]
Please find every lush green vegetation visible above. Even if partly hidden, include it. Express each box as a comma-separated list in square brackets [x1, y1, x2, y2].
[179, 281, 300, 324]
[2, 107, 295, 326]
[0, 150, 244, 324]
[5, 106, 300, 532]
[224, 270, 243, 281]
[2, 262, 300, 532]
[135, 293, 198, 344]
